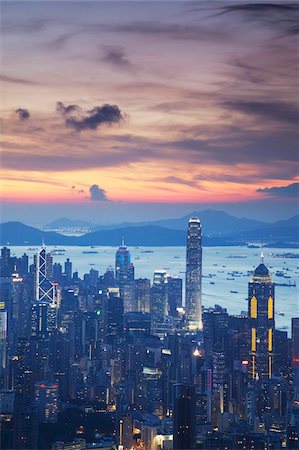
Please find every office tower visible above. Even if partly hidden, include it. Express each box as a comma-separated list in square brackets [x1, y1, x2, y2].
[53, 263, 63, 282]
[31, 302, 50, 338]
[115, 240, 135, 312]
[124, 312, 151, 337]
[34, 381, 59, 423]
[18, 253, 29, 277]
[168, 276, 182, 317]
[104, 288, 124, 345]
[33, 246, 60, 337]
[151, 270, 169, 322]
[248, 252, 275, 380]
[292, 318, 299, 400]
[0, 247, 15, 277]
[34, 246, 56, 304]
[173, 383, 196, 449]
[64, 258, 72, 281]
[185, 217, 202, 330]
[103, 265, 115, 288]
[0, 302, 8, 387]
[135, 278, 151, 313]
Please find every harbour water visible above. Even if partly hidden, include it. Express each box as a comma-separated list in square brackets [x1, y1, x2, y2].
[9, 245, 299, 335]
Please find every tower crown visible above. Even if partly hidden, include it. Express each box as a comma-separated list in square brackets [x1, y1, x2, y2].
[254, 263, 269, 277]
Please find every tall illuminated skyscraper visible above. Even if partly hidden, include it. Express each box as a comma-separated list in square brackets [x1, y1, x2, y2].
[185, 217, 202, 330]
[34, 245, 55, 303]
[33, 245, 60, 336]
[115, 240, 135, 312]
[151, 270, 169, 322]
[248, 251, 275, 380]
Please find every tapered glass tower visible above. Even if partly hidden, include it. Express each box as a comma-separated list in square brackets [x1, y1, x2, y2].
[115, 239, 135, 312]
[185, 217, 202, 330]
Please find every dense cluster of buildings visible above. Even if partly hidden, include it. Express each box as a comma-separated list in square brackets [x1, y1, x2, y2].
[0, 218, 298, 449]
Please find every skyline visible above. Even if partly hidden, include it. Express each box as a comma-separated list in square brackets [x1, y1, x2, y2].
[1, 1, 298, 224]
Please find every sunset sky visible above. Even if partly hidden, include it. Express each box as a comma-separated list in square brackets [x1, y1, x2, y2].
[1, 1, 298, 226]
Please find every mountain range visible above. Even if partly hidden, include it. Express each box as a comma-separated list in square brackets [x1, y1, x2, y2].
[1, 210, 298, 246]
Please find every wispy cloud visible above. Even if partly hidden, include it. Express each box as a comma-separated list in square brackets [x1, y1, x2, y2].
[217, 3, 299, 37]
[222, 100, 299, 125]
[102, 46, 135, 69]
[0, 75, 40, 85]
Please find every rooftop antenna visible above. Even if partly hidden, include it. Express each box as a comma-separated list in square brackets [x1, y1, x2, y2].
[260, 244, 264, 264]
[41, 228, 46, 248]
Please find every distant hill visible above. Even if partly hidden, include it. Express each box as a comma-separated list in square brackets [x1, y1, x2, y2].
[1, 216, 298, 247]
[93, 209, 267, 236]
[0, 221, 245, 246]
[45, 217, 92, 229]
[270, 215, 299, 229]
[0, 222, 72, 245]
[76, 225, 246, 247]
[234, 226, 299, 243]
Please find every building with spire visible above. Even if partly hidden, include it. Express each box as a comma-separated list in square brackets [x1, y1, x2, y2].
[115, 240, 135, 312]
[32, 244, 60, 337]
[248, 250, 275, 380]
[185, 217, 203, 330]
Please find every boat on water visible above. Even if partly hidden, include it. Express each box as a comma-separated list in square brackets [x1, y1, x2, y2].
[276, 311, 285, 316]
[51, 249, 66, 255]
[275, 281, 296, 287]
[230, 290, 238, 294]
[210, 281, 215, 285]
[141, 250, 154, 253]
[82, 251, 98, 254]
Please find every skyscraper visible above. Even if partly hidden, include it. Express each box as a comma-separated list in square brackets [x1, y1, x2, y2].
[173, 383, 196, 449]
[292, 318, 299, 400]
[135, 278, 151, 313]
[34, 246, 55, 304]
[151, 270, 169, 322]
[248, 251, 275, 380]
[185, 217, 202, 330]
[33, 245, 60, 336]
[168, 276, 182, 317]
[115, 240, 135, 312]
[64, 258, 72, 281]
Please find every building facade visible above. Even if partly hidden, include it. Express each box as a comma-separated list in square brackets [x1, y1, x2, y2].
[185, 218, 202, 330]
[248, 253, 275, 380]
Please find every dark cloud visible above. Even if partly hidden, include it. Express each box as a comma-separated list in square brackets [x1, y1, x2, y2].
[15, 108, 30, 120]
[0, 75, 40, 85]
[56, 102, 80, 115]
[102, 46, 134, 68]
[257, 183, 299, 198]
[222, 100, 299, 125]
[218, 3, 299, 36]
[56, 101, 124, 132]
[89, 184, 109, 201]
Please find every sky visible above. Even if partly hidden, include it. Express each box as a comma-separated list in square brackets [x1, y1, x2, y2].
[1, 1, 298, 227]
